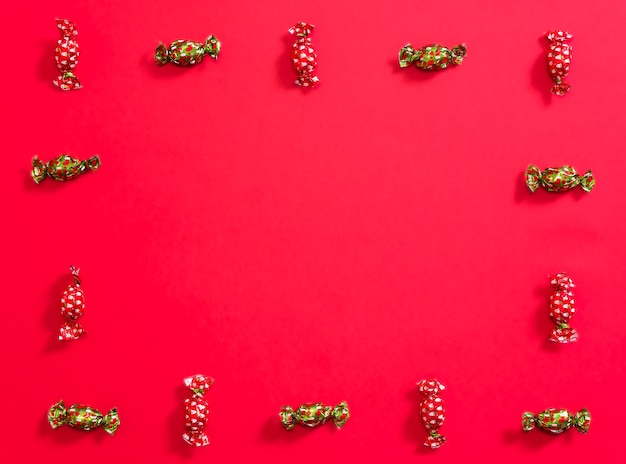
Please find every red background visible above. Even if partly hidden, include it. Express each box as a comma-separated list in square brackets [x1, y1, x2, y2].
[2, 0, 625, 462]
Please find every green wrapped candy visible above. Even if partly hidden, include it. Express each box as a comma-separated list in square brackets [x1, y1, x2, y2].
[279, 401, 349, 430]
[48, 400, 120, 435]
[399, 43, 466, 71]
[525, 165, 594, 193]
[155, 36, 220, 66]
[31, 154, 100, 184]
[522, 408, 590, 434]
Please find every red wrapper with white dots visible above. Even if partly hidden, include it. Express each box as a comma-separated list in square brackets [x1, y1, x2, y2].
[183, 374, 214, 447]
[417, 378, 446, 449]
[59, 266, 85, 341]
[289, 22, 319, 88]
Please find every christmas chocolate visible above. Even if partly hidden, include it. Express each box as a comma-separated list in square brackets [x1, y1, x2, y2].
[183, 374, 214, 446]
[546, 31, 573, 96]
[525, 165, 594, 193]
[399, 43, 466, 71]
[523, 408, 590, 434]
[54, 19, 81, 90]
[548, 272, 579, 343]
[154, 36, 220, 66]
[59, 266, 86, 341]
[417, 379, 446, 449]
[48, 400, 120, 434]
[31, 154, 100, 184]
[289, 22, 319, 87]
[279, 401, 349, 430]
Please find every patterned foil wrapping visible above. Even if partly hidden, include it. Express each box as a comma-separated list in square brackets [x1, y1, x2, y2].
[522, 408, 590, 434]
[548, 273, 579, 343]
[399, 43, 466, 71]
[546, 31, 573, 96]
[154, 36, 220, 66]
[289, 22, 319, 88]
[54, 19, 81, 91]
[279, 401, 349, 430]
[525, 165, 594, 193]
[59, 266, 86, 341]
[183, 374, 214, 446]
[48, 400, 120, 435]
[31, 154, 101, 184]
[417, 379, 446, 449]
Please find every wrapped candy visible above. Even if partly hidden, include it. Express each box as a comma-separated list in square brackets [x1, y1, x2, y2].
[31, 154, 100, 184]
[154, 36, 220, 66]
[59, 266, 86, 341]
[525, 165, 594, 193]
[548, 272, 579, 343]
[279, 401, 349, 430]
[48, 400, 120, 434]
[183, 374, 214, 446]
[522, 408, 590, 434]
[399, 43, 466, 71]
[417, 379, 446, 449]
[54, 19, 81, 91]
[546, 31, 573, 96]
[289, 22, 319, 88]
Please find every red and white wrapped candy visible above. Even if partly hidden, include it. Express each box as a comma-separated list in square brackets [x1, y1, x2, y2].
[549, 272, 579, 343]
[59, 266, 86, 341]
[54, 18, 81, 91]
[183, 374, 214, 447]
[546, 31, 572, 96]
[417, 378, 446, 449]
[289, 22, 319, 88]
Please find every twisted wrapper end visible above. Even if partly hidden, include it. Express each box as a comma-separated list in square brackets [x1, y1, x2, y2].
[31, 156, 47, 184]
[154, 43, 169, 66]
[574, 409, 591, 433]
[525, 164, 541, 192]
[522, 412, 536, 431]
[398, 44, 415, 68]
[48, 400, 67, 429]
[102, 408, 120, 435]
[550, 324, 579, 343]
[425, 432, 446, 449]
[183, 431, 210, 446]
[551, 82, 571, 96]
[204, 36, 221, 60]
[331, 401, 350, 429]
[451, 44, 467, 65]
[580, 170, 595, 192]
[279, 406, 296, 430]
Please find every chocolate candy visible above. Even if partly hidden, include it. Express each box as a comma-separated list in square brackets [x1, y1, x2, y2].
[548, 272, 579, 343]
[183, 374, 214, 446]
[525, 165, 594, 193]
[31, 154, 100, 184]
[54, 19, 81, 91]
[546, 31, 573, 96]
[289, 22, 319, 88]
[522, 408, 590, 434]
[59, 266, 86, 341]
[154, 36, 220, 66]
[279, 401, 349, 430]
[399, 43, 466, 71]
[417, 379, 446, 449]
[48, 400, 120, 434]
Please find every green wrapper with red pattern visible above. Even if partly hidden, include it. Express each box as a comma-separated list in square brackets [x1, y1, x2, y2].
[279, 401, 349, 430]
[522, 408, 590, 434]
[525, 165, 594, 193]
[31, 154, 100, 184]
[399, 43, 466, 71]
[155, 36, 220, 66]
[48, 400, 120, 435]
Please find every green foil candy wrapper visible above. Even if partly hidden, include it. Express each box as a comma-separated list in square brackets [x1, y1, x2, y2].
[399, 43, 466, 71]
[279, 401, 349, 430]
[155, 36, 220, 66]
[31, 154, 100, 184]
[48, 400, 120, 435]
[525, 165, 594, 193]
[522, 408, 591, 434]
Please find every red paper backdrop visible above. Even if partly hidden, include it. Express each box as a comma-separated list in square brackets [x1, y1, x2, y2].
[2, 0, 626, 462]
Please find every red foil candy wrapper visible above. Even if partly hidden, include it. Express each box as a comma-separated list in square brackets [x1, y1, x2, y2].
[417, 379, 446, 449]
[289, 22, 319, 88]
[548, 273, 579, 343]
[54, 19, 81, 91]
[59, 266, 85, 341]
[183, 374, 214, 447]
[546, 31, 572, 96]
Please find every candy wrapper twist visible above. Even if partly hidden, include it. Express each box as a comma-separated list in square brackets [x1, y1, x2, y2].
[399, 43, 466, 71]
[59, 266, 86, 341]
[54, 19, 81, 90]
[32, 154, 100, 184]
[154, 36, 220, 66]
[48, 400, 120, 434]
[546, 31, 572, 96]
[522, 408, 590, 434]
[183, 374, 214, 446]
[289, 22, 319, 88]
[548, 272, 579, 343]
[525, 165, 594, 193]
[417, 378, 446, 449]
[279, 401, 349, 430]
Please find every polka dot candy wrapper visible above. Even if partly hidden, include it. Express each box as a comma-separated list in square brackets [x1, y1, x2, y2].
[289, 22, 319, 88]
[525, 165, 594, 193]
[59, 266, 86, 341]
[548, 272, 579, 343]
[54, 19, 81, 91]
[279, 401, 349, 430]
[154, 36, 220, 66]
[522, 408, 590, 434]
[48, 400, 120, 435]
[31, 153, 100, 184]
[183, 374, 214, 446]
[546, 31, 573, 96]
[417, 379, 446, 449]
[398, 43, 466, 71]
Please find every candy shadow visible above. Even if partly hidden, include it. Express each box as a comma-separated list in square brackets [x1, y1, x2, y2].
[42, 274, 78, 354]
[530, 36, 553, 105]
[403, 387, 436, 455]
[139, 51, 213, 79]
[513, 170, 588, 203]
[533, 283, 562, 353]
[167, 384, 196, 457]
[502, 423, 575, 449]
[37, 39, 57, 87]
[276, 34, 302, 90]
[388, 57, 442, 83]
[38, 408, 109, 443]
[259, 413, 313, 442]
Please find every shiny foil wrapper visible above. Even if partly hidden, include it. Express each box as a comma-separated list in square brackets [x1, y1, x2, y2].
[279, 401, 349, 430]
[546, 31, 572, 96]
[155, 36, 220, 66]
[48, 400, 120, 434]
[525, 165, 594, 193]
[59, 266, 86, 341]
[523, 408, 590, 434]
[54, 19, 81, 90]
[289, 22, 319, 88]
[549, 273, 579, 343]
[183, 374, 214, 446]
[31, 154, 100, 184]
[417, 379, 446, 449]
[399, 43, 466, 71]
